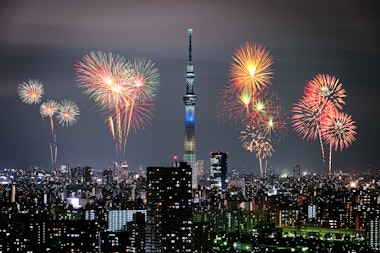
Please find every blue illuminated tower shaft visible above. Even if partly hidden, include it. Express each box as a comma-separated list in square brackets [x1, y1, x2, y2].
[183, 28, 198, 189]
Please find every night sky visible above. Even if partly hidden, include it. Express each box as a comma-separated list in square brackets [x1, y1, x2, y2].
[1, 1, 379, 174]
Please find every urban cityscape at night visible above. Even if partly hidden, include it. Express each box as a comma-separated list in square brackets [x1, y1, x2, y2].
[1, 1, 379, 252]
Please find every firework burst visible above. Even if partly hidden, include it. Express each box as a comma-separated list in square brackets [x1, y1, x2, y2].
[230, 42, 274, 94]
[240, 124, 274, 176]
[240, 124, 259, 152]
[321, 112, 357, 175]
[57, 99, 80, 127]
[292, 73, 357, 175]
[217, 83, 251, 129]
[322, 112, 357, 152]
[75, 51, 132, 109]
[75, 51, 160, 160]
[18, 79, 45, 104]
[252, 89, 288, 144]
[40, 100, 59, 117]
[292, 95, 337, 165]
[219, 41, 285, 174]
[127, 57, 160, 102]
[75, 51, 131, 159]
[291, 96, 336, 141]
[17, 78, 79, 167]
[218, 85, 287, 142]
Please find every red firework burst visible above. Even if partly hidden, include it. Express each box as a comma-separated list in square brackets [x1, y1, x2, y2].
[321, 112, 357, 152]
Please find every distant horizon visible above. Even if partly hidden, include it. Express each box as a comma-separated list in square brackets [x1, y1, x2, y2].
[2, 158, 376, 178]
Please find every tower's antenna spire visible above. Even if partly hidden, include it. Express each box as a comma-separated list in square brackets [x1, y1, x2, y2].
[188, 28, 192, 62]
[186, 28, 194, 94]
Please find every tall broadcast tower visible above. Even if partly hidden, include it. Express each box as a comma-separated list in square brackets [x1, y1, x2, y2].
[183, 28, 198, 189]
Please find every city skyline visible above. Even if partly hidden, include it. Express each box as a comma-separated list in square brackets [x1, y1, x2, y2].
[0, 1, 379, 174]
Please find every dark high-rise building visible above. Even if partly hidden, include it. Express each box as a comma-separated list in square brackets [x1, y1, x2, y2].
[146, 162, 193, 252]
[192, 221, 214, 253]
[210, 151, 228, 190]
[183, 28, 198, 189]
[126, 212, 146, 253]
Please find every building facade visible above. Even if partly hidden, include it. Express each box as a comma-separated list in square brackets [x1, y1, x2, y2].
[146, 162, 193, 252]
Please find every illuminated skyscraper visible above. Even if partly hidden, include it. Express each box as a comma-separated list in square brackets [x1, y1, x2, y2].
[210, 151, 228, 190]
[183, 28, 198, 188]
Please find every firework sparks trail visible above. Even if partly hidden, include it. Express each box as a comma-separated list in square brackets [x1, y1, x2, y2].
[40, 100, 59, 136]
[57, 99, 80, 127]
[18, 79, 45, 105]
[255, 135, 274, 177]
[230, 42, 274, 95]
[50, 134, 58, 165]
[108, 116, 115, 140]
[40, 100, 59, 166]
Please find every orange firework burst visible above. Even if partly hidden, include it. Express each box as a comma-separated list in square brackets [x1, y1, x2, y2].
[57, 99, 80, 127]
[218, 41, 283, 175]
[230, 42, 274, 95]
[75, 51, 132, 109]
[40, 100, 59, 117]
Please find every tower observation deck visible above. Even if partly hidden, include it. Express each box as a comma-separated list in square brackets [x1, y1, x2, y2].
[183, 28, 198, 189]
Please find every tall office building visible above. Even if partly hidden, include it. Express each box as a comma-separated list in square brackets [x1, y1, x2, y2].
[146, 162, 193, 252]
[210, 151, 228, 190]
[113, 160, 128, 182]
[183, 28, 198, 189]
[70, 166, 92, 184]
